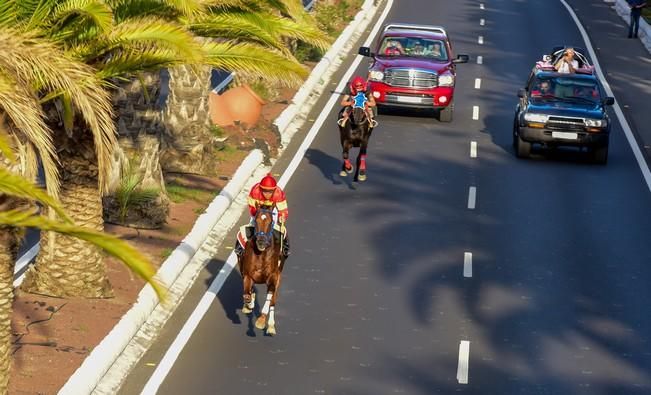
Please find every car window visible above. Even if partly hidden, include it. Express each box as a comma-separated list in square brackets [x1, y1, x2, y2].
[379, 37, 448, 60]
[529, 76, 600, 102]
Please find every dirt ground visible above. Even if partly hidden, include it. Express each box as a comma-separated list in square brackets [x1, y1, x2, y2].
[8, 85, 295, 394]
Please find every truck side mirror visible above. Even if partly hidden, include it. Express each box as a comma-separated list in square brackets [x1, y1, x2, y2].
[358, 47, 372, 57]
[603, 97, 615, 106]
[517, 88, 526, 98]
[453, 54, 469, 63]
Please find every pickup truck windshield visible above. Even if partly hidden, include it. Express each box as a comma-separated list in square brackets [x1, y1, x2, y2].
[379, 36, 448, 61]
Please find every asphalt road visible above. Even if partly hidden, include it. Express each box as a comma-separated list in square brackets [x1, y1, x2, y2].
[119, 1, 651, 394]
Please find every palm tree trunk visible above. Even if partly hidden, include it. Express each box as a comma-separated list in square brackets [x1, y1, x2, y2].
[0, 219, 21, 392]
[160, 65, 220, 175]
[21, 132, 113, 298]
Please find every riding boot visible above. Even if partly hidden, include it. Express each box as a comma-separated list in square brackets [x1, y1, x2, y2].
[282, 236, 290, 258]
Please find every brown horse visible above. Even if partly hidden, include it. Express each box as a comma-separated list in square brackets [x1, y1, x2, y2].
[237, 207, 285, 335]
[338, 105, 374, 181]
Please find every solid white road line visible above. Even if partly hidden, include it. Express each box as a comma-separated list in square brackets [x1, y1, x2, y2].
[478, 36, 484, 45]
[468, 187, 477, 210]
[463, 252, 473, 278]
[470, 141, 477, 158]
[457, 340, 470, 384]
[477, 55, 483, 65]
[559, 0, 651, 192]
[139, 2, 396, 394]
[480, 18, 485, 26]
[472, 106, 479, 120]
[474, 78, 481, 89]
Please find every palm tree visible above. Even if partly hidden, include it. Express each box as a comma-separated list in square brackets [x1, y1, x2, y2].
[0, 31, 162, 390]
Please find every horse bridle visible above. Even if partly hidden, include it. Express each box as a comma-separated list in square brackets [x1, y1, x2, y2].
[254, 207, 275, 249]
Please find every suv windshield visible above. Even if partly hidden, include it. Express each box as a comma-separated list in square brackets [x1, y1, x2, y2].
[529, 76, 601, 103]
[379, 36, 448, 61]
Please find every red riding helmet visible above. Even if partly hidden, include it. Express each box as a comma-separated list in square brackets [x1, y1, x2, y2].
[350, 76, 367, 95]
[260, 173, 277, 190]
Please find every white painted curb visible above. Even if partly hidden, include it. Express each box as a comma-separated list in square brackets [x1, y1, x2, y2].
[274, 0, 378, 136]
[58, 150, 264, 395]
[607, 0, 651, 53]
[58, 0, 385, 393]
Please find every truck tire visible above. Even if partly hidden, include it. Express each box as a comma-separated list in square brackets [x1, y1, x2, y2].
[439, 103, 453, 122]
[592, 143, 608, 165]
[515, 134, 531, 158]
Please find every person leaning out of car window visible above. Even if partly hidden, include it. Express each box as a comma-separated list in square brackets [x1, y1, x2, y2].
[554, 48, 579, 73]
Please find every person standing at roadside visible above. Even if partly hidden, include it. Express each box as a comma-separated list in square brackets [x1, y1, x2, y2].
[628, 0, 647, 39]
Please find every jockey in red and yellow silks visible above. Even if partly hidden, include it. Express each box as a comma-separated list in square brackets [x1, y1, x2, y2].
[235, 173, 290, 258]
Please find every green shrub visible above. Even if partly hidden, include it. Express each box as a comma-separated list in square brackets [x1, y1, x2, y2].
[115, 162, 159, 223]
[294, 41, 325, 63]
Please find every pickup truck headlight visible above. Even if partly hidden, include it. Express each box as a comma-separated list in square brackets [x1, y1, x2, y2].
[438, 74, 454, 86]
[368, 70, 384, 81]
[523, 113, 549, 123]
[584, 119, 606, 127]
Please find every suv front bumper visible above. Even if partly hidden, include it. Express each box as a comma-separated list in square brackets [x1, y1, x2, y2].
[518, 126, 609, 147]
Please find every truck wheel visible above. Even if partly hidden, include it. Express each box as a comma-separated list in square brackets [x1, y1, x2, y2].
[439, 103, 453, 122]
[515, 134, 531, 158]
[592, 144, 608, 165]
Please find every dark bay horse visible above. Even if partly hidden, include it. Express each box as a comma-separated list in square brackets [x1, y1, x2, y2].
[338, 105, 374, 182]
[237, 207, 285, 335]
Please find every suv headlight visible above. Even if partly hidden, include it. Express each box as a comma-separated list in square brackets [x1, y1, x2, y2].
[439, 74, 454, 86]
[523, 113, 549, 123]
[584, 119, 606, 127]
[368, 70, 384, 81]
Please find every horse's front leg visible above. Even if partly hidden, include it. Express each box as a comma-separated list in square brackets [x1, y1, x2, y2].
[255, 291, 273, 331]
[242, 275, 255, 314]
[340, 139, 354, 177]
[357, 140, 369, 182]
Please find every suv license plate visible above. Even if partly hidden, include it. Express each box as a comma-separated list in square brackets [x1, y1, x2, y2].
[552, 132, 578, 140]
[396, 96, 422, 104]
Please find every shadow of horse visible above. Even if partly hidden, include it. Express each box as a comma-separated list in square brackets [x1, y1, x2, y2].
[237, 207, 286, 336]
[338, 106, 374, 182]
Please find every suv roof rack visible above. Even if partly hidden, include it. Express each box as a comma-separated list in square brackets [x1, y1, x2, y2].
[384, 23, 447, 37]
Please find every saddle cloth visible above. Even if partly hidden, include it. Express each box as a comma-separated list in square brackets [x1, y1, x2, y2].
[236, 224, 286, 249]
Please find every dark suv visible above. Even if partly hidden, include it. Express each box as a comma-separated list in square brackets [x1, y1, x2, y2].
[358, 23, 469, 122]
[513, 47, 614, 164]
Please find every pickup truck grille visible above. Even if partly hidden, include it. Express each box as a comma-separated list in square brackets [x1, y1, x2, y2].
[546, 116, 585, 131]
[384, 68, 438, 88]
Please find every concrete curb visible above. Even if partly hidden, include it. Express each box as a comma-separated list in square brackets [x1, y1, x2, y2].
[58, 150, 264, 395]
[607, 0, 651, 53]
[59, 0, 384, 393]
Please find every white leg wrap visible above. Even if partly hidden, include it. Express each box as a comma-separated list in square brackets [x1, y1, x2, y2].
[261, 293, 272, 315]
[268, 307, 275, 326]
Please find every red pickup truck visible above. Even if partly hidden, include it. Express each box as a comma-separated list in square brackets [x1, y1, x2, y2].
[358, 24, 469, 122]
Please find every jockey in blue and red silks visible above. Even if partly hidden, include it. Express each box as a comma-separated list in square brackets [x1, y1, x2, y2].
[235, 173, 290, 259]
[337, 75, 377, 128]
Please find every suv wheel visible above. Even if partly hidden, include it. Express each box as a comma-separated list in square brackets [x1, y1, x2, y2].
[513, 124, 531, 158]
[439, 102, 453, 122]
[592, 143, 609, 165]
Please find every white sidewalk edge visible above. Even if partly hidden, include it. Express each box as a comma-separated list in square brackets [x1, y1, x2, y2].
[58, 0, 384, 393]
[58, 149, 264, 395]
[607, 0, 651, 53]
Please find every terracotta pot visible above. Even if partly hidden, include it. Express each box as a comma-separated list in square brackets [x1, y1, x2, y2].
[221, 84, 266, 126]
[209, 91, 235, 126]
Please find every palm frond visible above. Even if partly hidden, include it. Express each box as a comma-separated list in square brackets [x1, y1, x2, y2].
[202, 41, 308, 86]
[0, 117, 16, 162]
[189, 12, 286, 52]
[0, 28, 117, 194]
[0, 208, 165, 299]
[0, 70, 60, 199]
[0, 167, 70, 222]
[0, 0, 20, 28]
[96, 47, 187, 79]
[46, 0, 114, 42]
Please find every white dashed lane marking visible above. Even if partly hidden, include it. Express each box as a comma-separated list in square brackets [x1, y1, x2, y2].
[480, 18, 485, 26]
[472, 106, 479, 120]
[467, 187, 477, 209]
[476, 55, 483, 64]
[474, 78, 481, 89]
[463, 252, 473, 278]
[478, 36, 484, 45]
[457, 340, 470, 384]
[470, 141, 477, 158]
[480, 3, 484, 10]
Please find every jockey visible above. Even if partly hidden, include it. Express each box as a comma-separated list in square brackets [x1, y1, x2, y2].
[234, 173, 290, 259]
[337, 76, 377, 128]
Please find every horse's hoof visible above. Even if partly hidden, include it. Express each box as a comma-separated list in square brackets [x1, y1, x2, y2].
[255, 315, 267, 330]
[339, 170, 347, 177]
[358, 173, 367, 182]
[266, 326, 276, 336]
[346, 166, 354, 174]
[242, 306, 252, 314]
